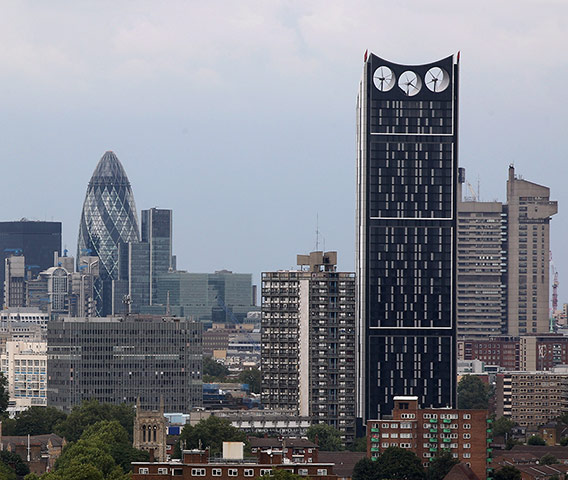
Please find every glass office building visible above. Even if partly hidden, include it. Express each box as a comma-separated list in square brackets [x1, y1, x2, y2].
[356, 53, 459, 422]
[141, 208, 173, 305]
[77, 151, 140, 315]
[0, 221, 61, 307]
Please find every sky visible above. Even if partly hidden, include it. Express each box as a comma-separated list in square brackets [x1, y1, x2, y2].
[0, 1, 566, 303]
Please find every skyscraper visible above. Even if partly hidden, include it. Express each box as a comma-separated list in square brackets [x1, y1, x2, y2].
[261, 252, 356, 443]
[0, 220, 61, 306]
[457, 169, 507, 340]
[356, 53, 459, 423]
[506, 165, 557, 335]
[77, 151, 140, 315]
[141, 208, 173, 304]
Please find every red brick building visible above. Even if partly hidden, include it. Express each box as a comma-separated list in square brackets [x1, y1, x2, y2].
[366, 396, 491, 480]
[132, 446, 337, 480]
[249, 438, 318, 463]
[459, 337, 519, 370]
[459, 335, 568, 372]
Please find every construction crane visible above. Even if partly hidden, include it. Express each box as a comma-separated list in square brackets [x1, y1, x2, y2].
[550, 251, 560, 332]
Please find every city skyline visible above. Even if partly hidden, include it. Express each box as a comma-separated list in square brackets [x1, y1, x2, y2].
[0, 1, 566, 303]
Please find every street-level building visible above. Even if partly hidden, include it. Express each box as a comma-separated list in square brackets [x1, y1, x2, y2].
[132, 447, 337, 480]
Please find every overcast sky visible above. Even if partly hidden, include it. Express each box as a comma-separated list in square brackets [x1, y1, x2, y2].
[1, 1, 566, 303]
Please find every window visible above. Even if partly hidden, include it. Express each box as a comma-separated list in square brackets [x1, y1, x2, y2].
[463, 424, 471, 429]
[382, 423, 390, 428]
[382, 443, 389, 448]
[260, 470, 273, 476]
[244, 470, 255, 477]
[298, 469, 308, 476]
[463, 453, 471, 458]
[158, 468, 168, 475]
[381, 433, 389, 438]
[173, 469, 183, 476]
[400, 423, 412, 429]
[139, 468, 149, 474]
[463, 433, 471, 439]
[463, 414, 471, 419]
[192, 469, 206, 476]
[463, 444, 470, 449]
[317, 469, 327, 476]
[212, 470, 222, 477]
[229, 469, 239, 477]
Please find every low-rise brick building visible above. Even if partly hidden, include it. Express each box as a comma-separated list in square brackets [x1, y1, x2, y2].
[366, 396, 491, 480]
[132, 446, 337, 480]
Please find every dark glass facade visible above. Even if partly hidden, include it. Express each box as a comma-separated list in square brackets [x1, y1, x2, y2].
[356, 54, 458, 422]
[77, 151, 140, 315]
[0, 221, 61, 306]
[141, 208, 173, 304]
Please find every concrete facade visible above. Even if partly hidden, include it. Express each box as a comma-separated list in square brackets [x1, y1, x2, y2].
[457, 179, 506, 340]
[496, 371, 568, 431]
[47, 315, 202, 412]
[506, 166, 557, 335]
[261, 252, 356, 443]
[0, 340, 47, 414]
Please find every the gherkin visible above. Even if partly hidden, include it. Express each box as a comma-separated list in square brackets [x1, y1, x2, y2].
[77, 151, 140, 315]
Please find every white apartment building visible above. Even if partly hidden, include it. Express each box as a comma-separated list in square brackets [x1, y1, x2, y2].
[1, 340, 47, 415]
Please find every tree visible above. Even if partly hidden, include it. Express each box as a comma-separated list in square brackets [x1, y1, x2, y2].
[494, 466, 521, 480]
[0, 462, 17, 480]
[560, 437, 568, 446]
[2, 406, 67, 436]
[427, 451, 459, 480]
[54, 400, 135, 442]
[238, 369, 260, 394]
[457, 375, 489, 409]
[527, 435, 546, 446]
[178, 416, 247, 456]
[348, 436, 367, 452]
[53, 420, 148, 479]
[377, 447, 425, 480]
[492, 417, 516, 438]
[540, 453, 559, 465]
[203, 357, 230, 379]
[258, 471, 304, 480]
[79, 420, 149, 473]
[0, 373, 9, 417]
[352, 458, 379, 480]
[306, 424, 343, 451]
[0, 450, 30, 477]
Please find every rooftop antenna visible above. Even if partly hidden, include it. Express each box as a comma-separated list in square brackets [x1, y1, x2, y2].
[315, 214, 320, 251]
[477, 175, 481, 202]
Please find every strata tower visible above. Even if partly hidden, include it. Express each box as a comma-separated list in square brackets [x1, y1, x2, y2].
[356, 53, 459, 423]
[77, 151, 140, 315]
